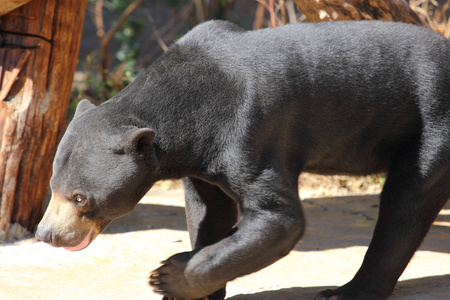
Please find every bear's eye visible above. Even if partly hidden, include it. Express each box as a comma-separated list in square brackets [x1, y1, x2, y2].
[74, 194, 86, 204]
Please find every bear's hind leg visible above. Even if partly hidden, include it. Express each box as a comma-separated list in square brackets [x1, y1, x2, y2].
[316, 156, 450, 300]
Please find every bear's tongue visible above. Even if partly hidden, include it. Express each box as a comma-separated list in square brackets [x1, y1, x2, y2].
[64, 228, 94, 252]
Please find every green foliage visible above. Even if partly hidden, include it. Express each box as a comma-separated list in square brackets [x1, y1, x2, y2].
[114, 18, 145, 85]
[73, 0, 146, 106]
[377, 176, 386, 186]
[108, 0, 130, 11]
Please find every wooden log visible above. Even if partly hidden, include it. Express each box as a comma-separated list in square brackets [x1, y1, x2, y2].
[293, 0, 428, 27]
[0, 0, 86, 241]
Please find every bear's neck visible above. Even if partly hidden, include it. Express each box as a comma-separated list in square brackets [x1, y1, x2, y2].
[101, 50, 244, 180]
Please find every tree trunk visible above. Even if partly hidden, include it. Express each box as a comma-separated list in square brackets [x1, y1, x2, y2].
[0, 0, 86, 241]
[293, 0, 428, 27]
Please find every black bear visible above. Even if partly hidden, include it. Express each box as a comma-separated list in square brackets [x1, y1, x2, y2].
[36, 20, 450, 300]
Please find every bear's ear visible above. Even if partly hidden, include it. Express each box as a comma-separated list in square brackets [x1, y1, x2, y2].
[74, 99, 95, 118]
[123, 128, 156, 154]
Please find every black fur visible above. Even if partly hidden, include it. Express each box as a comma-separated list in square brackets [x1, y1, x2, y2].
[36, 20, 450, 300]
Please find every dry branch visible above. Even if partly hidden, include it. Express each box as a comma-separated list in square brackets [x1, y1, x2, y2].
[293, 0, 428, 27]
[94, 0, 144, 83]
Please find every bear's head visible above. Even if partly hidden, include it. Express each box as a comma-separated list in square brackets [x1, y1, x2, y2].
[35, 100, 157, 251]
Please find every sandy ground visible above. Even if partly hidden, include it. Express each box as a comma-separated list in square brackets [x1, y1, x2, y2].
[1, 182, 449, 300]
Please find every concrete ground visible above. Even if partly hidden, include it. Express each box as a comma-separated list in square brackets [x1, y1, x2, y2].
[1, 182, 449, 300]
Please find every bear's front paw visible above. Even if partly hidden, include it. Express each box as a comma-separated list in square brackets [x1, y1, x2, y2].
[150, 252, 192, 298]
[150, 251, 221, 299]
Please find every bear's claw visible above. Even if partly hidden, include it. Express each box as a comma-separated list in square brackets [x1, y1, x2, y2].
[150, 252, 226, 300]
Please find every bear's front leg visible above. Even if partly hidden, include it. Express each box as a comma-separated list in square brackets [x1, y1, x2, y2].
[155, 178, 238, 300]
[150, 181, 305, 299]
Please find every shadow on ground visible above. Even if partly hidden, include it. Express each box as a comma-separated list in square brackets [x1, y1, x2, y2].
[104, 203, 187, 234]
[296, 194, 450, 254]
[104, 193, 450, 254]
[228, 274, 450, 300]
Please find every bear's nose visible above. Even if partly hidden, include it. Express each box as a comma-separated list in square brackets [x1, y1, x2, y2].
[35, 224, 53, 244]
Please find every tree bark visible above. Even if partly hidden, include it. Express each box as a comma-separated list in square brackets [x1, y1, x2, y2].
[0, 0, 32, 16]
[0, 0, 86, 241]
[293, 0, 428, 27]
